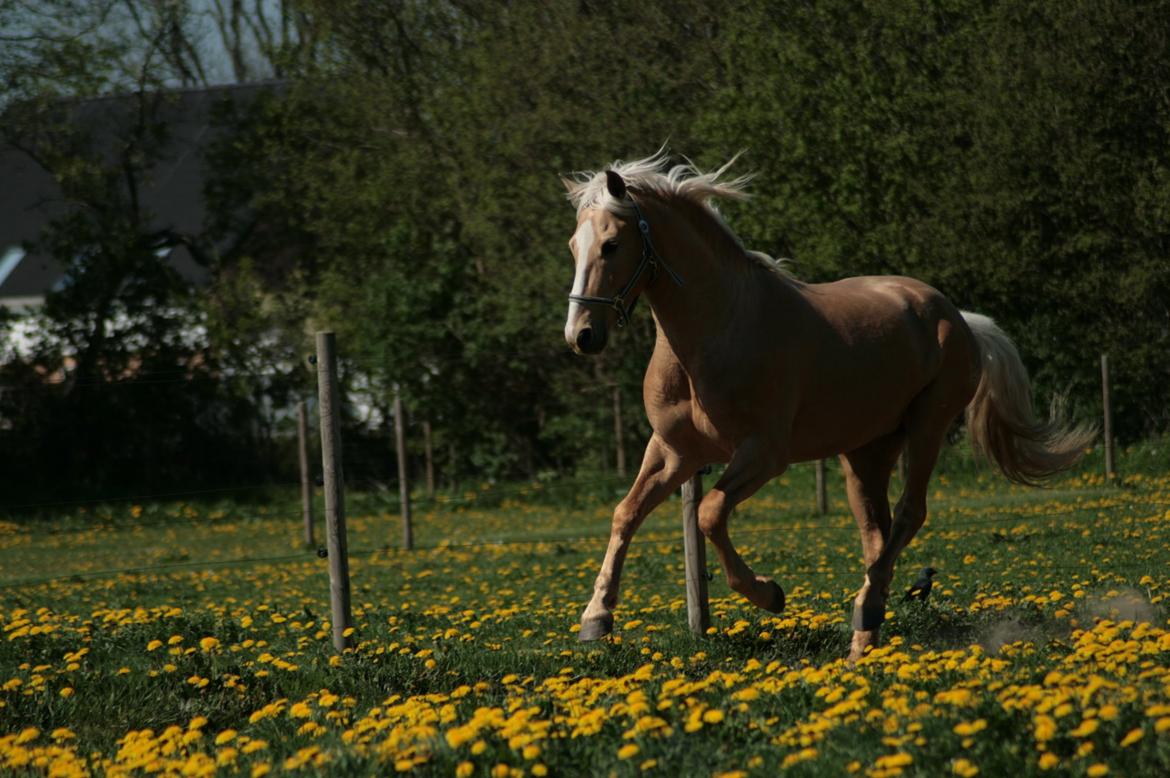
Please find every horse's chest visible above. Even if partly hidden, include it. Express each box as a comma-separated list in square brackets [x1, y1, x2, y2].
[644, 385, 752, 461]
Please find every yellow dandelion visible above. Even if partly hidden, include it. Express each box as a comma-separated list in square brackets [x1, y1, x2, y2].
[952, 758, 979, 777]
[953, 719, 987, 737]
[1120, 728, 1144, 747]
[875, 753, 913, 769]
[618, 744, 640, 760]
[1070, 719, 1099, 738]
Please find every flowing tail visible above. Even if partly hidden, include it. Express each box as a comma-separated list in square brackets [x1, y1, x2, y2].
[961, 311, 1096, 485]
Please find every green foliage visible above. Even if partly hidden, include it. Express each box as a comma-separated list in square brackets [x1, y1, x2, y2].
[3, 0, 1169, 497]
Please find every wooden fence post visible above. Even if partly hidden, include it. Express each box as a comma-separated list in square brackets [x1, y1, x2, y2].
[815, 459, 828, 514]
[1101, 353, 1115, 481]
[681, 472, 710, 635]
[297, 400, 314, 548]
[394, 389, 414, 550]
[315, 332, 353, 652]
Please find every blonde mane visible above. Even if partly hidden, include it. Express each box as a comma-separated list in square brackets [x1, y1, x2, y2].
[562, 149, 794, 278]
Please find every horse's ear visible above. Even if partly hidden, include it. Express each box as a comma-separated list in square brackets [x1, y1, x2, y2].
[605, 169, 627, 200]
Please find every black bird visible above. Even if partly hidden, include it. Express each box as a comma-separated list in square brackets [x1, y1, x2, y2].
[903, 567, 938, 602]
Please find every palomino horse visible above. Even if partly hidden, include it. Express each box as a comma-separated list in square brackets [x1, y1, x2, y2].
[561, 151, 1092, 661]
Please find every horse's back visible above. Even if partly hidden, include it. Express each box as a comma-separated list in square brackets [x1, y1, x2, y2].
[783, 274, 977, 459]
[809, 275, 958, 330]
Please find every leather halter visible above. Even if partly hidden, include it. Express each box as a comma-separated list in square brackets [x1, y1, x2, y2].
[567, 197, 684, 328]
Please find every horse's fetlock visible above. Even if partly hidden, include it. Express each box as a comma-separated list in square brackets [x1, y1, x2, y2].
[864, 566, 892, 594]
[725, 574, 750, 594]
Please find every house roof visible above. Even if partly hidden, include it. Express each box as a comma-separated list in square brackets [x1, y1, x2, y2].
[0, 82, 282, 304]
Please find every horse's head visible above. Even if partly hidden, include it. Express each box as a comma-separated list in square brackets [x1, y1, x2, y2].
[563, 170, 652, 355]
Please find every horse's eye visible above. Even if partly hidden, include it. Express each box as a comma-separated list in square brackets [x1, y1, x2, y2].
[601, 239, 618, 256]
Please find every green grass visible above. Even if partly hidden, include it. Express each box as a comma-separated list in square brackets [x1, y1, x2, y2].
[1, 440, 1169, 776]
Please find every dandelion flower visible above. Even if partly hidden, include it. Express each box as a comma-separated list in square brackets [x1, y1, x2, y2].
[618, 744, 640, 759]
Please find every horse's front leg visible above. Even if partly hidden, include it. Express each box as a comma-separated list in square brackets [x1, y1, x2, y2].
[698, 438, 787, 613]
[579, 434, 693, 641]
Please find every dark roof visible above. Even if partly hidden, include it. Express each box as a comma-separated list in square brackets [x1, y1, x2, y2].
[0, 82, 282, 301]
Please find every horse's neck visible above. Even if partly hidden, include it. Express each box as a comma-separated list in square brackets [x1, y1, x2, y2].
[643, 199, 788, 375]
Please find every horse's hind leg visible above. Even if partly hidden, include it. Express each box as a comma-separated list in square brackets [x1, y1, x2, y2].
[579, 434, 694, 641]
[698, 438, 787, 613]
[840, 431, 904, 660]
[849, 381, 969, 662]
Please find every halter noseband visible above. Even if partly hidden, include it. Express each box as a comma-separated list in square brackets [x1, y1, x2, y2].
[568, 197, 684, 328]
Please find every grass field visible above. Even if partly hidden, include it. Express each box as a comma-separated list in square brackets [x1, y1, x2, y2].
[2, 442, 1169, 777]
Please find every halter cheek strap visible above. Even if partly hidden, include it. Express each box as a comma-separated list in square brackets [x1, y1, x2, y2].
[567, 198, 684, 328]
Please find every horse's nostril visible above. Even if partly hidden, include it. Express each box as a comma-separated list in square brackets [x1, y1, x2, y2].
[576, 328, 594, 351]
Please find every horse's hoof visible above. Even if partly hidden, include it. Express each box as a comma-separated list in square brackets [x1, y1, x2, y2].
[848, 629, 881, 664]
[761, 580, 786, 614]
[578, 614, 614, 642]
[851, 602, 885, 631]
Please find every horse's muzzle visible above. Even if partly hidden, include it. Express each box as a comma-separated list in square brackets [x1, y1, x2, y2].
[569, 324, 607, 355]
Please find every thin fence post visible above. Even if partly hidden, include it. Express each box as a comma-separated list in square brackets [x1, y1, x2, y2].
[815, 459, 828, 514]
[394, 389, 414, 550]
[297, 400, 314, 548]
[681, 472, 710, 635]
[315, 332, 352, 652]
[1101, 353, 1115, 481]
